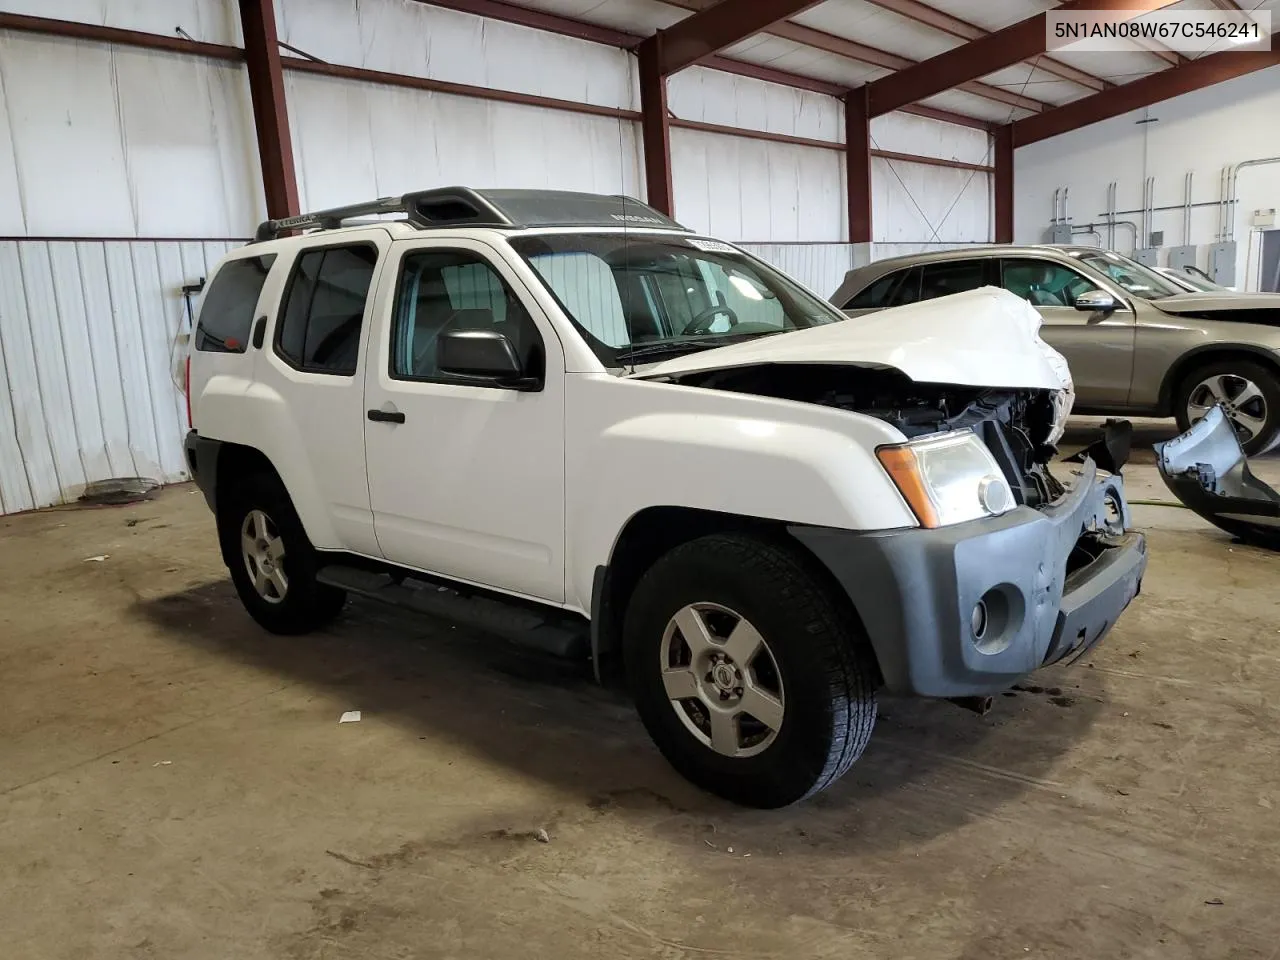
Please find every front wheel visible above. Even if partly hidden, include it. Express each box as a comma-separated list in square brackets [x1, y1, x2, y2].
[1175, 360, 1280, 456]
[218, 473, 346, 635]
[623, 533, 877, 808]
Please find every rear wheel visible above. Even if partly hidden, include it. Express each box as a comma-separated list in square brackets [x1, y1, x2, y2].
[1175, 359, 1280, 455]
[218, 473, 346, 634]
[623, 533, 877, 808]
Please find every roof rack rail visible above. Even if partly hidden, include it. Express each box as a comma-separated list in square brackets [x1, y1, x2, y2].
[253, 186, 686, 241]
[253, 187, 513, 241]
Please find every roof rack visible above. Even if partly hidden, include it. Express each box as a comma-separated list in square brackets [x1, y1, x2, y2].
[253, 187, 686, 241]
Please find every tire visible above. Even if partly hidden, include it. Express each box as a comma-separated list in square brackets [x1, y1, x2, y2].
[218, 471, 346, 635]
[1174, 359, 1280, 456]
[623, 532, 877, 808]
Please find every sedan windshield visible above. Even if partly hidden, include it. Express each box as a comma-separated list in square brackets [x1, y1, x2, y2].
[507, 233, 843, 367]
[1071, 250, 1185, 300]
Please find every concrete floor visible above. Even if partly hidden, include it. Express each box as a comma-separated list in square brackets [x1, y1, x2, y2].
[3, 420, 1280, 959]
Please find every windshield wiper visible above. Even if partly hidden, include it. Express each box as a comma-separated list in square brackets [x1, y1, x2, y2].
[614, 332, 779, 365]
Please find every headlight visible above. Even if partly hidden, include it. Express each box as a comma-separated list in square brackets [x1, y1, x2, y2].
[876, 430, 1015, 528]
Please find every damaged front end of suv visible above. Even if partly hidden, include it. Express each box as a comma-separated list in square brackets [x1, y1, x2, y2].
[636, 287, 1147, 699]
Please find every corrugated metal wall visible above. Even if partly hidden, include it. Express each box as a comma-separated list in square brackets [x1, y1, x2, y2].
[0, 239, 235, 514]
[738, 244, 858, 300]
[0, 0, 999, 514]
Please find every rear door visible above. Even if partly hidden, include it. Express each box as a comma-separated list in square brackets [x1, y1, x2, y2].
[257, 235, 390, 555]
[999, 257, 1136, 407]
[917, 258, 997, 301]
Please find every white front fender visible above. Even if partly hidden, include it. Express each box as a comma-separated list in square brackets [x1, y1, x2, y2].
[564, 374, 916, 611]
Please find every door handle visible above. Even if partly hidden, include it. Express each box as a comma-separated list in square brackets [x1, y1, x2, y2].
[251, 316, 267, 349]
[367, 408, 406, 424]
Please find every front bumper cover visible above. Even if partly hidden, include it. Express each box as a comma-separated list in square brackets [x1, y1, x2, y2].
[1154, 404, 1280, 551]
[790, 460, 1147, 698]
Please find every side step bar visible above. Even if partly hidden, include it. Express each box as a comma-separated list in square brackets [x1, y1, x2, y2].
[316, 565, 589, 659]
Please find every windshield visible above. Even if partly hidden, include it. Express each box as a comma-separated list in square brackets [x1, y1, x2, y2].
[1071, 250, 1185, 300]
[507, 233, 843, 367]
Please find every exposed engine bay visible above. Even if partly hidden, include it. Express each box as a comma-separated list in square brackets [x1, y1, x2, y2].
[666, 363, 1068, 508]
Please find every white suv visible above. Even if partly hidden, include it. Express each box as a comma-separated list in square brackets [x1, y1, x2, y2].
[185, 187, 1146, 807]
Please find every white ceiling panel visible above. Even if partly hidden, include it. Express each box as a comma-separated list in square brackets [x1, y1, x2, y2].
[982, 64, 1088, 106]
[722, 34, 890, 87]
[913, 0, 1055, 33]
[920, 88, 1033, 123]
[790, 1, 958, 59]
[1047, 48, 1169, 84]
[504, 0, 679, 36]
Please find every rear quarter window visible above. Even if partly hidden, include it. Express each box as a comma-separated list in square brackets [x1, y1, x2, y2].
[195, 255, 276, 353]
[843, 271, 899, 310]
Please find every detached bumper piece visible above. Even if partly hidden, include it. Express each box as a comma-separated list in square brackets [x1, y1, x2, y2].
[791, 459, 1147, 698]
[1155, 405, 1280, 550]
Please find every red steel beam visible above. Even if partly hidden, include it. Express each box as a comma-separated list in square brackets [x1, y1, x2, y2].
[239, 0, 299, 220]
[859, 0, 1107, 92]
[993, 124, 1013, 243]
[846, 88, 873, 244]
[0, 11, 243, 60]
[1011, 48, 1280, 146]
[638, 40, 675, 216]
[867, 0, 1181, 118]
[899, 103, 994, 131]
[666, 117, 997, 173]
[653, 0, 827, 76]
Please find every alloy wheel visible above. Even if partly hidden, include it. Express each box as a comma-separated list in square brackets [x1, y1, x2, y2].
[241, 509, 288, 604]
[1187, 373, 1268, 445]
[659, 602, 785, 758]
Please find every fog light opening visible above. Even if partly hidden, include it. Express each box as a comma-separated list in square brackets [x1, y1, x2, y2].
[970, 599, 989, 641]
[971, 585, 1024, 656]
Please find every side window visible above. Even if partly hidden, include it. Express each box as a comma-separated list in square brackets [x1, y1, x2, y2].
[391, 250, 543, 383]
[919, 259, 991, 301]
[1001, 258, 1097, 308]
[195, 254, 276, 353]
[275, 245, 378, 376]
[843, 271, 899, 310]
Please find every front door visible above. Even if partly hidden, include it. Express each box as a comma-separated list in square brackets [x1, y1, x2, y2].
[358, 238, 563, 604]
[363, 239, 566, 603]
[1000, 257, 1136, 408]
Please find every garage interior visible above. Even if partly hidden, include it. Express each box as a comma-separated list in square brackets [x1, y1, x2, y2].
[3, 1, 1280, 957]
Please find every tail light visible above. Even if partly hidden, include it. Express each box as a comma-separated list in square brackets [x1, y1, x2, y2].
[184, 355, 193, 429]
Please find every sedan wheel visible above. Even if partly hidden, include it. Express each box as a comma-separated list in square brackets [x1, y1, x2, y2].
[1186, 373, 1268, 446]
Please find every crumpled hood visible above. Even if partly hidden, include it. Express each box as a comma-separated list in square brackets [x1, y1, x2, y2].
[634, 286, 1072, 393]
[1154, 292, 1280, 314]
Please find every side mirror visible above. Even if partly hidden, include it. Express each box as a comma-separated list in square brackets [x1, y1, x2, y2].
[438, 329, 539, 390]
[1074, 289, 1117, 313]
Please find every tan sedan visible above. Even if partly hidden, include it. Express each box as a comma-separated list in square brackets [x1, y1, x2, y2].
[832, 245, 1280, 453]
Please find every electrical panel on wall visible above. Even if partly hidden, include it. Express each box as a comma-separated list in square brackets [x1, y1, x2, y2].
[1167, 246, 1197, 271]
[1254, 209, 1277, 228]
[1133, 248, 1159, 266]
[1209, 242, 1237, 286]
[1045, 223, 1073, 244]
